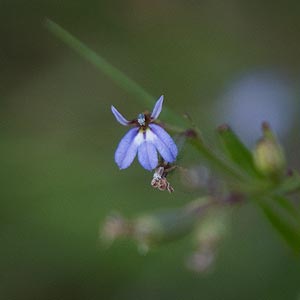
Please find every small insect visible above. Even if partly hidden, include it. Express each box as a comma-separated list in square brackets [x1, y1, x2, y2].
[151, 163, 175, 193]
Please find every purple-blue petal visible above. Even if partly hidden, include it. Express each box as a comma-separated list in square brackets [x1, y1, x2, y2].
[137, 141, 158, 171]
[149, 124, 178, 162]
[111, 105, 130, 126]
[150, 95, 164, 120]
[115, 128, 139, 169]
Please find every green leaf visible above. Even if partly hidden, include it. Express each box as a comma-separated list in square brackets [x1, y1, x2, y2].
[45, 19, 186, 127]
[217, 124, 261, 178]
[273, 195, 300, 226]
[187, 130, 246, 181]
[275, 171, 300, 195]
[258, 198, 300, 253]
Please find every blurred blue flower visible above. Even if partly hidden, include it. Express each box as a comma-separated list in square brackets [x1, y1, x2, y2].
[111, 96, 178, 171]
[216, 70, 297, 146]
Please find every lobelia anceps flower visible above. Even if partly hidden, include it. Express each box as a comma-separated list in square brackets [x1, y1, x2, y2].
[111, 95, 178, 171]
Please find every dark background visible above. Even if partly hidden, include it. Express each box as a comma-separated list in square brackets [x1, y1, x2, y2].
[1, 1, 300, 299]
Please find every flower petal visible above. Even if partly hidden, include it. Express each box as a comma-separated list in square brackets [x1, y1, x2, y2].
[138, 141, 158, 171]
[150, 95, 164, 120]
[115, 128, 139, 169]
[111, 105, 130, 126]
[149, 124, 178, 162]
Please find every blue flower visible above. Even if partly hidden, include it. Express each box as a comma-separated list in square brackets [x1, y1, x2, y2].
[111, 95, 178, 171]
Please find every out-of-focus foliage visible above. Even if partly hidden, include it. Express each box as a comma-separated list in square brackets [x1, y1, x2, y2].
[1, 1, 300, 300]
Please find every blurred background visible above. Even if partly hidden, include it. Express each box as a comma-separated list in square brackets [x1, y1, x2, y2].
[1, 1, 300, 299]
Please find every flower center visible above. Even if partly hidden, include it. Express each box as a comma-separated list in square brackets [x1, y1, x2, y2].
[137, 113, 146, 126]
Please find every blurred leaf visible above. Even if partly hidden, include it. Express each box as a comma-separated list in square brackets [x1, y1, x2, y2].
[258, 198, 300, 253]
[275, 171, 300, 195]
[217, 124, 260, 178]
[273, 195, 300, 225]
[187, 129, 245, 181]
[45, 19, 186, 127]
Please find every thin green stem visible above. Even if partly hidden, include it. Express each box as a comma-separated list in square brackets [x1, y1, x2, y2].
[46, 19, 153, 104]
[45, 19, 186, 127]
[187, 130, 249, 181]
[256, 196, 300, 253]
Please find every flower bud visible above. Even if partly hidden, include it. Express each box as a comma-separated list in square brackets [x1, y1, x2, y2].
[132, 206, 198, 253]
[253, 122, 286, 178]
[100, 212, 130, 245]
[101, 209, 196, 253]
[101, 198, 212, 253]
[185, 209, 230, 273]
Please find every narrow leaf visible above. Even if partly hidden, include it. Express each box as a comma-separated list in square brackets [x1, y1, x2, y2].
[187, 130, 246, 181]
[258, 199, 300, 253]
[217, 124, 260, 178]
[273, 195, 300, 226]
[275, 171, 300, 195]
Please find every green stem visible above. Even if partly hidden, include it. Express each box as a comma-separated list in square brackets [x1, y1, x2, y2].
[46, 19, 153, 104]
[187, 130, 248, 181]
[257, 197, 300, 253]
[45, 19, 186, 127]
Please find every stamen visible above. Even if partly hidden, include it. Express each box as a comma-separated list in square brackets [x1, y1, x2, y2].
[137, 113, 146, 126]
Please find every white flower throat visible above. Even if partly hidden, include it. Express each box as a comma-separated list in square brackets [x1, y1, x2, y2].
[137, 113, 146, 126]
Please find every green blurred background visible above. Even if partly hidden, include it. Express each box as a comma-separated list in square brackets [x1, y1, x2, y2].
[1, 1, 300, 299]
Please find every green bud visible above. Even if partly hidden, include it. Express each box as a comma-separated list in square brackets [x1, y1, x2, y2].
[217, 124, 260, 177]
[132, 215, 165, 253]
[186, 209, 230, 273]
[100, 212, 130, 246]
[194, 210, 230, 245]
[253, 122, 286, 178]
